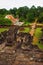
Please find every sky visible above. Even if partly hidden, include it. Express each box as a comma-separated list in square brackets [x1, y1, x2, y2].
[0, 0, 43, 10]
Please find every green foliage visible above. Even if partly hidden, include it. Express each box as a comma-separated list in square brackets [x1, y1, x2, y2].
[0, 6, 43, 25]
[19, 17, 25, 22]
[0, 18, 12, 25]
[0, 8, 8, 15]
[9, 8, 17, 17]
[17, 6, 29, 18]
[24, 21, 30, 26]
[38, 13, 43, 23]
[27, 12, 35, 22]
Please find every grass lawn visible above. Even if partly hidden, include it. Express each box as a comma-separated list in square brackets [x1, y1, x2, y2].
[34, 28, 43, 50]
[19, 27, 30, 33]
[35, 28, 42, 38]
[0, 28, 9, 33]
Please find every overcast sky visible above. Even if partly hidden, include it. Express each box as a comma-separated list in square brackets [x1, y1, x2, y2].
[0, 0, 43, 10]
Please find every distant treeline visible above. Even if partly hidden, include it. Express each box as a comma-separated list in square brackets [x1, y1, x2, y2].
[0, 5, 43, 25]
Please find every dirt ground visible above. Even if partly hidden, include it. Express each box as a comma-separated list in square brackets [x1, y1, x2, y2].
[0, 45, 43, 65]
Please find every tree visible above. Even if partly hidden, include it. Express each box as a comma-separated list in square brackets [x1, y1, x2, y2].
[0, 8, 8, 15]
[17, 6, 29, 18]
[0, 18, 12, 25]
[38, 12, 43, 23]
[27, 12, 35, 22]
[9, 7, 17, 17]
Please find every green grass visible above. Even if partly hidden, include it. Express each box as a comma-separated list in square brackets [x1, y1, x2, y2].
[35, 28, 43, 49]
[37, 42, 43, 50]
[0, 28, 9, 33]
[19, 27, 30, 33]
[35, 28, 42, 38]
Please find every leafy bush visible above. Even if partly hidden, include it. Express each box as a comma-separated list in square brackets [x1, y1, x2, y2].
[0, 18, 12, 25]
